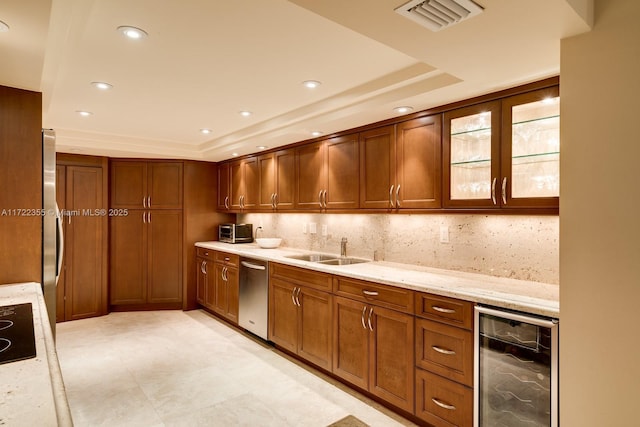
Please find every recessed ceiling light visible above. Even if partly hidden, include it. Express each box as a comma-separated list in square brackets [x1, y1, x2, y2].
[76, 110, 93, 117]
[117, 25, 148, 40]
[91, 81, 113, 90]
[200, 129, 212, 134]
[0, 20, 9, 32]
[232, 152, 239, 157]
[302, 80, 321, 89]
[393, 106, 413, 114]
[311, 131, 323, 137]
[256, 146, 268, 150]
[239, 111, 252, 117]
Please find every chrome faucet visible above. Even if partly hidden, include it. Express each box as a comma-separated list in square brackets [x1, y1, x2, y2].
[340, 237, 348, 258]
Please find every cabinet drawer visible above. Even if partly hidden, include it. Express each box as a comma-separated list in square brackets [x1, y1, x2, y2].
[416, 318, 473, 387]
[333, 277, 414, 314]
[270, 263, 332, 292]
[196, 247, 215, 260]
[416, 293, 473, 330]
[416, 369, 473, 427]
[214, 251, 239, 267]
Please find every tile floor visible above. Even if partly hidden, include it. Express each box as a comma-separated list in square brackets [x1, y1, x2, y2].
[55, 310, 417, 427]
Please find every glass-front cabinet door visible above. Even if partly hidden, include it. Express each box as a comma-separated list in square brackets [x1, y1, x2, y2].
[501, 86, 560, 208]
[443, 101, 501, 208]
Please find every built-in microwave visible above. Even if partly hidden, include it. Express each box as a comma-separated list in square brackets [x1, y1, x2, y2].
[219, 223, 253, 244]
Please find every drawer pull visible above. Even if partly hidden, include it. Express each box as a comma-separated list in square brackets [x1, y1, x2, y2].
[432, 305, 456, 314]
[362, 290, 379, 297]
[432, 346, 456, 356]
[432, 398, 456, 411]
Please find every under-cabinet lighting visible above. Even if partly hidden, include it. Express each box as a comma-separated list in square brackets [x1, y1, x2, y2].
[0, 20, 9, 32]
[393, 106, 413, 114]
[117, 26, 148, 40]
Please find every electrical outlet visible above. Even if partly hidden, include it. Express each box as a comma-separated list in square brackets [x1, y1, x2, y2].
[302, 223, 307, 234]
[321, 224, 328, 236]
[439, 225, 449, 243]
[309, 223, 317, 234]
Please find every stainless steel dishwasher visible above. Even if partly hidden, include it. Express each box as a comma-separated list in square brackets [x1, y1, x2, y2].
[238, 257, 269, 340]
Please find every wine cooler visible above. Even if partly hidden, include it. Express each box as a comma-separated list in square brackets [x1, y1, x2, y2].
[474, 306, 558, 427]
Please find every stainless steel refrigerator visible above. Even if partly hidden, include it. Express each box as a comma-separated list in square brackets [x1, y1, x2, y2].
[42, 129, 63, 336]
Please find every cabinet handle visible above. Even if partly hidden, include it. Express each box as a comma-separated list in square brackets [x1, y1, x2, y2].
[148, 212, 151, 223]
[432, 305, 456, 314]
[224, 196, 229, 210]
[318, 190, 323, 207]
[221, 266, 227, 281]
[274, 193, 278, 208]
[367, 307, 374, 331]
[361, 306, 368, 330]
[143, 197, 147, 208]
[142, 212, 146, 224]
[501, 177, 507, 205]
[491, 177, 497, 205]
[362, 290, 379, 297]
[389, 185, 395, 208]
[270, 193, 275, 209]
[431, 398, 456, 411]
[432, 346, 456, 356]
[321, 190, 327, 208]
[395, 184, 401, 208]
[200, 260, 207, 274]
[147, 196, 151, 208]
[291, 287, 298, 306]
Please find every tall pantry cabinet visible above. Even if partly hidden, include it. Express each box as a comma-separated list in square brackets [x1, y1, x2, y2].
[56, 154, 109, 322]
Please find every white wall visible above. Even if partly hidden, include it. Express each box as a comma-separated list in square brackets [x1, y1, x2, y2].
[560, 0, 640, 424]
[241, 213, 559, 284]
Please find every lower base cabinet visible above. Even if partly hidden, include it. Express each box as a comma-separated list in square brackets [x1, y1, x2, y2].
[415, 369, 473, 427]
[269, 276, 333, 371]
[196, 248, 238, 324]
[333, 295, 415, 413]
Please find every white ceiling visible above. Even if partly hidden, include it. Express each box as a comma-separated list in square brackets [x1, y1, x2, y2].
[0, 0, 592, 162]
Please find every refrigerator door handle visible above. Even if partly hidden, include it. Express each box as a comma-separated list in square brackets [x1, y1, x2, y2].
[55, 204, 64, 284]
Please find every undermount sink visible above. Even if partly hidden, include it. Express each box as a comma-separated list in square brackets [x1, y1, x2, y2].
[285, 253, 369, 265]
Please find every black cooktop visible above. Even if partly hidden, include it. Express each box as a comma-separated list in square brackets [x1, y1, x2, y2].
[0, 303, 36, 365]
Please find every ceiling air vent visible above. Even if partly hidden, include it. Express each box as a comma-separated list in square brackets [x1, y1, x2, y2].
[395, 0, 484, 32]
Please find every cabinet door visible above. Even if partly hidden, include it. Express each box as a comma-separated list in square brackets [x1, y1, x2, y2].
[396, 116, 442, 209]
[269, 278, 299, 353]
[224, 266, 239, 323]
[217, 162, 231, 210]
[212, 263, 228, 316]
[110, 211, 147, 304]
[110, 161, 146, 209]
[295, 141, 326, 209]
[242, 157, 258, 210]
[369, 305, 415, 413]
[147, 210, 183, 303]
[204, 260, 216, 309]
[416, 368, 473, 427]
[258, 153, 276, 210]
[443, 101, 501, 208]
[274, 149, 295, 210]
[55, 165, 66, 323]
[196, 257, 207, 306]
[298, 287, 333, 370]
[148, 162, 183, 209]
[359, 125, 396, 209]
[65, 166, 104, 320]
[230, 160, 243, 210]
[326, 134, 359, 209]
[333, 296, 369, 390]
[501, 86, 560, 208]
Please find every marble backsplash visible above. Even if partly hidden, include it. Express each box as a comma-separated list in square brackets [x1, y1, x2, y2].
[239, 213, 559, 285]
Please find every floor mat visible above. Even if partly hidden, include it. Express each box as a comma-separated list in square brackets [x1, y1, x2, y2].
[327, 415, 370, 427]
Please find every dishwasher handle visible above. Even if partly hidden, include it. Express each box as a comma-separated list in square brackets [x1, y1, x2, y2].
[241, 260, 267, 270]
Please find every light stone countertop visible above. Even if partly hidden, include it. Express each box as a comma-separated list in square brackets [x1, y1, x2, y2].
[196, 241, 559, 318]
[0, 282, 73, 427]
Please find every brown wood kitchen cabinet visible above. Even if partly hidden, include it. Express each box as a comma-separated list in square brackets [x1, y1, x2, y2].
[269, 263, 333, 370]
[217, 162, 232, 211]
[332, 277, 415, 413]
[257, 149, 295, 210]
[414, 292, 474, 427]
[443, 80, 560, 210]
[110, 160, 183, 209]
[360, 116, 441, 210]
[230, 156, 258, 211]
[295, 134, 359, 210]
[211, 251, 239, 323]
[195, 248, 213, 307]
[55, 155, 109, 322]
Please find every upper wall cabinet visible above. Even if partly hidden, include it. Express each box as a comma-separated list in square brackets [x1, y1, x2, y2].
[295, 134, 359, 210]
[217, 162, 231, 211]
[443, 85, 559, 209]
[111, 161, 183, 209]
[360, 116, 442, 210]
[258, 149, 295, 211]
[230, 156, 258, 211]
